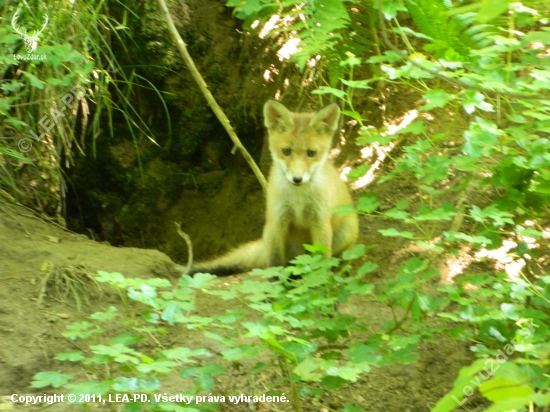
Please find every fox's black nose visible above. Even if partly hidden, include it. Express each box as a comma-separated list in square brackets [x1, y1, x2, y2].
[293, 176, 303, 184]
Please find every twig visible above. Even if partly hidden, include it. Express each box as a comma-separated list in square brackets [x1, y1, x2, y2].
[156, 0, 268, 192]
[175, 222, 193, 276]
[376, 0, 549, 101]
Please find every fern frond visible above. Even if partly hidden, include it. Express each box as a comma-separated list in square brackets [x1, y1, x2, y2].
[404, 0, 497, 59]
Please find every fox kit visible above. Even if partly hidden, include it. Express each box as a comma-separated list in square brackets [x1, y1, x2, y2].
[189, 101, 359, 276]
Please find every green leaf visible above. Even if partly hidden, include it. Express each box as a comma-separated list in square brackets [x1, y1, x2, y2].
[137, 359, 178, 373]
[341, 110, 363, 121]
[357, 194, 380, 214]
[420, 89, 455, 111]
[462, 91, 494, 114]
[341, 79, 372, 89]
[1, 80, 25, 92]
[392, 26, 433, 41]
[357, 261, 378, 276]
[0, 147, 32, 163]
[367, 51, 404, 64]
[480, 376, 533, 402]
[65, 382, 110, 398]
[163, 347, 211, 361]
[22, 71, 46, 89]
[90, 306, 117, 321]
[378, 228, 415, 239]
[431, 359, 489, 412]
[381, 0, 408, 19]
[31, 371, 72, 388]
[90, 343, 142, 364]
[346, 164, 371, 182]
[396, 120, 425, 135]
[342, 244, 366, 260]
[320, 375, 348, 390]
[293, 358, 324, 382]
[383, 209, 409, 220]
[221, 345, 263, 361]
[312, 86, 346, 99]
[109, 332, 143, 347]
[414, 204, 457, 221]
[348, 343, 382, 364]
[522, 31, 550, 45]
[477, 0, 510, 23]
[333, 203, 356, 216]
[112, 376, 139, 391]
[180, 272, 218, 289]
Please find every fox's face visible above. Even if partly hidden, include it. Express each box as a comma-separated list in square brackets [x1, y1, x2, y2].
[264, 101, 340, 185]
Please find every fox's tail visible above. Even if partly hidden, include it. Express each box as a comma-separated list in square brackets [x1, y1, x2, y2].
[188, 239, 268, 276]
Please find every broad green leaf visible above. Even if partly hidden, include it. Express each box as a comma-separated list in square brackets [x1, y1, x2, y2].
[378, 228, 415, 238]
[420, 89, 455, 111]
[396, 120, 425, 135]
[522, 30, 550, 45]
[357, 194, 380, 214]
[480, 376, 533, 402]
[65, 382, 110, 398]
[381, 0, 408, 19]
[351, 261, 377, 276]
[477, 0, 510, 23]
[342, 244, 366, 260]
[22, 71, 46, 89]
[346, 164, 371, 182]
[312, 86, 346, 98]
[31, 371, 72, 388]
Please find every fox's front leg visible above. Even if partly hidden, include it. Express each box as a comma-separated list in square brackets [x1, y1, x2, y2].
[311, 218, 333, 259]
[263, 219, 289, 266]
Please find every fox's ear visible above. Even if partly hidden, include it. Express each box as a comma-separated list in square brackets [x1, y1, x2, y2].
[309, 103, 340, 135]
[264, 100, 294, 133]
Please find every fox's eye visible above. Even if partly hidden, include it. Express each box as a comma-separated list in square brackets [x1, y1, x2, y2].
[307, 150, 316, 157]
[282, 148, 291, 156]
